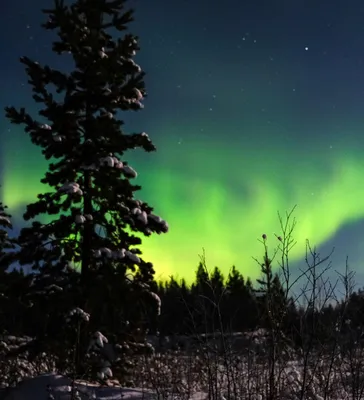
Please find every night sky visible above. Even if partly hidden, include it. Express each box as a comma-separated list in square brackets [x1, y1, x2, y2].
[1, 0, 364, 286]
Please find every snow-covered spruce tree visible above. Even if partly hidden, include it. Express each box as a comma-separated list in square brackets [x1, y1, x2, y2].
[0, 189, 15, 272]
[4, 0, 167, 381]
[0, 189, 16, 330]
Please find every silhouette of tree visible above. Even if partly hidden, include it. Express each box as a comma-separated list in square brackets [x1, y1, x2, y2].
[4, 0, 168, 380]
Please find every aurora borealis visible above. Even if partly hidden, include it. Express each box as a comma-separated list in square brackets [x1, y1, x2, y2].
[2, 0, 364, 285]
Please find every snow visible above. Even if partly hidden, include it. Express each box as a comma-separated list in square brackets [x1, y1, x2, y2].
[99, 156, 123, 169]
[81, 164, 97, 171]
[44, 284, 63, 293]
[122, 165, 137, 178]
[149, 292, 161, 315]
[67, 308, 90, 322]
[58, 182, 83, 196]
[97, 367, 112, 380]
[0, 373, 209, 399]
[100, 111, 113, 119]
[2, 329, 357, 400]
[131, 208, 141, 215]
[112, 249, 126, 259]
[93, 248, 127, 260]
[100, 156, 115, 168]
[99, 47, 108, 58]
[148, 214, 162, 223]
[1, 374, 158, 400]
[146, 214, 169, 232]
[0, 216, 11, 225]
[114, 160, 123, 169]
[125, 250, 140, 264]
[75, 215, 86, 224]
[137, 211, 148, 225]
[129, 59, 141, 73]
[100, 247, 112, 258]
[89, 331, 108, 349]
[133, 88, 143, 101]
[120, 96, 144, 109]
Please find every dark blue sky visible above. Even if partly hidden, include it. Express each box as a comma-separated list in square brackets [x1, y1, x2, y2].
[1, 0, 364, 291]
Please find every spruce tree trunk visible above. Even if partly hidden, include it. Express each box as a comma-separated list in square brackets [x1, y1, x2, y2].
[81, 98, 94, 310]
[81, 171, 92, 283]
[80, 4, 103, 295]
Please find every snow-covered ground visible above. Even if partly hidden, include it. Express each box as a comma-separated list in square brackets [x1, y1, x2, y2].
[2, 331, 364, 399]
[0, 373, 206, 400]
[1, 355, 361, 400]
[1, 373, 149, 399]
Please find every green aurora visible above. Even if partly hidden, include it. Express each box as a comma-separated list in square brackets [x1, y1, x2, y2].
[2, 120, 363, 284]
[2, 0, 364, 284]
